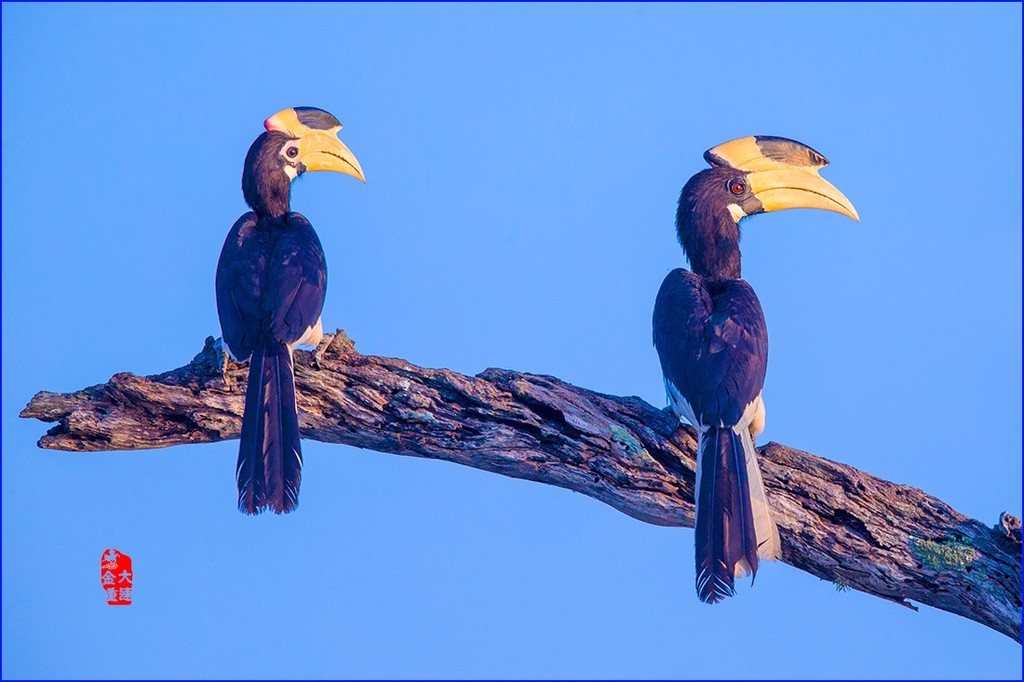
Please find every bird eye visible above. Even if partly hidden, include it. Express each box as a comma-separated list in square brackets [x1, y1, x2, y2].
[286, 146, 299, 159]
[727, 179, 745, 196]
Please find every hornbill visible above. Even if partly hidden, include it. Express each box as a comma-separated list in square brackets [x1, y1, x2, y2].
[215, 107, 364, 514]
[652, 136, 858, 602]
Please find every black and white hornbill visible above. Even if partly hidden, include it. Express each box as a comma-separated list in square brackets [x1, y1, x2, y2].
[215, 107, 364, 514]
[652, 136, 858, 603]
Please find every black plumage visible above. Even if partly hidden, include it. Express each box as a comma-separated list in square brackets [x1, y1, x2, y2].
[654, 271, 767, 428]
[694, 427, 758, 602]
[216, 107, 363, 514]
[217, 210, 326, 514]
[652, 136, 858, 602]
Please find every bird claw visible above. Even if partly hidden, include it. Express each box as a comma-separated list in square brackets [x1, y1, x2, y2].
[209, 337, 232, 383]
[312, 333, 334, 370]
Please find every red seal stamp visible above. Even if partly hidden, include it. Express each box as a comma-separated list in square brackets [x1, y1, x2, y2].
[100, 548, 133, 605]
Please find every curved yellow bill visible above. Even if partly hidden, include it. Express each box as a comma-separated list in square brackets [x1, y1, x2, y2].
[748, 168, 859, 221]
[297, 131, 365, 182]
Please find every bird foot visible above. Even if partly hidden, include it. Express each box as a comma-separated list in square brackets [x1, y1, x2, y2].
[211, 337, 234, 383]
[313, 333, 334, 370]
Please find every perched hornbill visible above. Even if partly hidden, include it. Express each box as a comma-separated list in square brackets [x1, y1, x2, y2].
[216, 107, 364, 514]
[653, 136, 858, 602]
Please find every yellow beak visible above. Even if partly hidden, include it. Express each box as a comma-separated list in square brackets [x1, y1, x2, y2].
[747, 168, 859, 221]
[297, 131, 365, 182]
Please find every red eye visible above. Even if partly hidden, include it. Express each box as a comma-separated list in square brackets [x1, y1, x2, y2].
[729, 181, 745, 195]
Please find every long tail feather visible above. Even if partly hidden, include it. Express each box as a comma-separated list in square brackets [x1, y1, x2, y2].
[237, 349, 268, 514]
[236, 340, 303, 514]
[694, 426, 774, 603]
[739, 427, 782, 562]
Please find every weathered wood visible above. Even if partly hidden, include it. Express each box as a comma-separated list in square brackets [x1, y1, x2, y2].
[20, 331, 1023, 642]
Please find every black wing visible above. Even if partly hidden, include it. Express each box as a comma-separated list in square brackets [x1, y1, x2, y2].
[266, 212, 327, 346]
[216, 212, 262, 360]
[215, 212, 327, 359]
[653, 268, 768, 427]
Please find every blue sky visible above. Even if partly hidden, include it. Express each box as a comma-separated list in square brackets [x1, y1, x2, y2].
[2, 2, 1021, 678]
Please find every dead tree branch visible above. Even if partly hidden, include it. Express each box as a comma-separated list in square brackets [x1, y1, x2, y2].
[20, 331, 1022, 642]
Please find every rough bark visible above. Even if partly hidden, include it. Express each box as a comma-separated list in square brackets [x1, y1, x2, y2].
[20, 331, 1023, 642]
